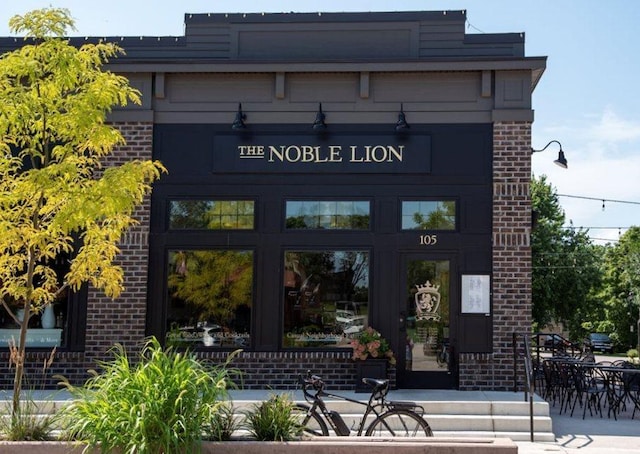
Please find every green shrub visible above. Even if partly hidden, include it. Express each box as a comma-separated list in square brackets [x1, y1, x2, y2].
[0, 345, 58, 441]
[0, 399, 56, 441]
[627, 349, 639, 359]
[242, 393, 301, 441]
[59, 337, 240, 454]
[204, 401, 239, 441]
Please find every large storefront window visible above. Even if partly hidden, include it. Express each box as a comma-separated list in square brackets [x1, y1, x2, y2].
[283, 250, 369, 348]
[401, 201, 456, 230]
[0, 255, 78, 349]
[169, 200, 254, 230]
[165, 249, 253, 348]
[285, 201, 370, 230]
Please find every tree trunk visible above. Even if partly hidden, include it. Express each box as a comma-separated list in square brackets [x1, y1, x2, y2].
[11, 302, 31, 421]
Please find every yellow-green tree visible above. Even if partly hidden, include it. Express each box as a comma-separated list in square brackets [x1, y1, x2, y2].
[0, 8, 165, 420]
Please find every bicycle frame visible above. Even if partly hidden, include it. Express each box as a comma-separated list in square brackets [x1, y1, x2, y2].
[299, 374, 425, 436]
[308, 387, 386, 435]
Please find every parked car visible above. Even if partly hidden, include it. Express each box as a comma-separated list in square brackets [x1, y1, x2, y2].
[542, 334, 570, 351]
[342, 315, 367, 335]
[585, 333, 613, 353]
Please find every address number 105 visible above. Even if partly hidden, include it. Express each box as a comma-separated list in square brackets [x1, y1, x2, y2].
[419, 234, 437, 245]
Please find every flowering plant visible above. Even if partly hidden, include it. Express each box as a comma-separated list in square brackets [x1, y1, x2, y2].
[350, 327, 396, 365]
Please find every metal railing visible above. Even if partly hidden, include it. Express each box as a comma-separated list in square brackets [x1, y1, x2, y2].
[512, 332, 585, 442]
[512, 332, 536, 442]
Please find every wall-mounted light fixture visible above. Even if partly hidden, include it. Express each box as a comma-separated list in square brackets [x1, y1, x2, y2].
[231, 103, 247, 130]
[395, 103, 410, 132]
[312, 103, 327, 131]
[531, 140, 568, 169]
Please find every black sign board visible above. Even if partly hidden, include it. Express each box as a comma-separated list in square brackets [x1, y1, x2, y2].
[212, 134, 431, 174]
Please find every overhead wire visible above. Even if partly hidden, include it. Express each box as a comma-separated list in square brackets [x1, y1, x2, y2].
[552, 194, 638, 240]
[557, 194, 640, 207]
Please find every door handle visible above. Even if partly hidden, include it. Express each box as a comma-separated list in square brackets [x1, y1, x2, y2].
[399, 311, 406, 330]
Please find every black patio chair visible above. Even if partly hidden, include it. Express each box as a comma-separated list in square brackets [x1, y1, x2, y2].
[568, 364, 606, 419]
[619, 363, 640, 419]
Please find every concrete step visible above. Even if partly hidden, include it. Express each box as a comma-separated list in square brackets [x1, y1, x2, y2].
[303, 412, 553, 439]
[229, 394, 554, 442]
[2, 391, 555, 443]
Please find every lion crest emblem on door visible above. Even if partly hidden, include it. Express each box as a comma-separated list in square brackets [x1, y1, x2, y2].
[415, 281, 441, 321]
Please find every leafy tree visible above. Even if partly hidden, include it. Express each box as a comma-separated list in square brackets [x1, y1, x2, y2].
[531, 176, 602, 338]
[599, 227, 640, 349]
[0, 8, 165, 420]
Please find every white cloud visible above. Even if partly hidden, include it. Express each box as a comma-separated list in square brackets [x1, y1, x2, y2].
[588, 107, 640, 143]
[533, 107, 640, 243]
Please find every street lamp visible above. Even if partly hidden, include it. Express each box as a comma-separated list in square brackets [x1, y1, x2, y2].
[531, 140, 568, 169]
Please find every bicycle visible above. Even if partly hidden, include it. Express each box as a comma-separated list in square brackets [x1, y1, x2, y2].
[436, 340, 450, 368]
[293, 371, 433, 437]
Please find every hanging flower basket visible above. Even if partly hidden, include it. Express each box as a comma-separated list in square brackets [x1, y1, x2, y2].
[350, 327, 395, 392]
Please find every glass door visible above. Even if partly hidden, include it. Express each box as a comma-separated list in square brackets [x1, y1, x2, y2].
[398, 255, 456, 388]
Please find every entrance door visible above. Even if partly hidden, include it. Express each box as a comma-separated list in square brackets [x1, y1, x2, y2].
[398, 255, 456, 388]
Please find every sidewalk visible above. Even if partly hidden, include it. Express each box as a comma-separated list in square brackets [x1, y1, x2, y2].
[2, 387, 637, 452]
[516, 401, 640, 453]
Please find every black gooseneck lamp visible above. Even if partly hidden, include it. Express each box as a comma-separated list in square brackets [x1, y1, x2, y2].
[232, 103, 247, 130]
[531, 140, 568, 169]
[395, 103, 410, 132]
[312, 103, 327, 131]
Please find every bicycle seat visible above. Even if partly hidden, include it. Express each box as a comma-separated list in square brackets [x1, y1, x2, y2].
[362, 378, 387, 388]
[362, 378, 389, 399]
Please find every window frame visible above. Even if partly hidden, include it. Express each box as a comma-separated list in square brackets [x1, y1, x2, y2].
[281, 248, 371, 350]
[164, 247, 256, 350]
[400, 199, 458, 232]
[167, 198, 257, 231]
[284, 199, 372, 231]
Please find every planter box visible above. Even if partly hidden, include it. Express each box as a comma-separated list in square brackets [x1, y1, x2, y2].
[355, 359, 388, 392]
[0, 438, 518, 454]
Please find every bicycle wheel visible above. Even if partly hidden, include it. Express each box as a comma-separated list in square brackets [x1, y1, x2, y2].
[365, 409, 433, 437]
[292, 404, 329, 437]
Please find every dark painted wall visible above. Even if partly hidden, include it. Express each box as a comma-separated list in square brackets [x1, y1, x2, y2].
[147, 123, 493, 357]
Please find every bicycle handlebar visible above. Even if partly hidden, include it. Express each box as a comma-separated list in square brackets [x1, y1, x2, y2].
[299, 371, 325, 401]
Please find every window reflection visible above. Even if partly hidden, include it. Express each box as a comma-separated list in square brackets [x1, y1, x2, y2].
[169, 200, 254, 230]
[285, 201, 370, 229]
[0, 255, 71, 348]
[405, 260, 450, 372]
[401, 200, 456, 230]
[166, 250, 252, 348]
[283, 250, 369, 348]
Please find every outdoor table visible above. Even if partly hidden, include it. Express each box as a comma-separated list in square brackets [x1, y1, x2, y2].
[598, 365, 640, 419]
[573, 363, 640, 419]
[540, 358, 640, 419]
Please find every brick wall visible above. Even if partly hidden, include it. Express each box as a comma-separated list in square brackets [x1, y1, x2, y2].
[459, 121, 532, 391]
[0, 122, 155, 389]
[196, 350, 395, 390]
[84, 122, 154, 366]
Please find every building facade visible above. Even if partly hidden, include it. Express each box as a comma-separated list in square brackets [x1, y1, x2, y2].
[0, 10, 544, 390]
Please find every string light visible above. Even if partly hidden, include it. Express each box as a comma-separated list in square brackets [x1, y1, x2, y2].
[557, 193, 640, 208]
[551, 194, 639, 242]
[562, 226, 633, 230]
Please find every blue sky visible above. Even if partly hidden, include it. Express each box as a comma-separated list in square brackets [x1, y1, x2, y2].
[2, 0, 639, 244]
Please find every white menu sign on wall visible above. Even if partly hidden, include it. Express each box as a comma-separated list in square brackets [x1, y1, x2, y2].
[461, 275, 491, 314]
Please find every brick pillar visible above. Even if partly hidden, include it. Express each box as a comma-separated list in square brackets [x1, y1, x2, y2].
[459, 121, 532, 391]
[84, 122, 154, 367]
